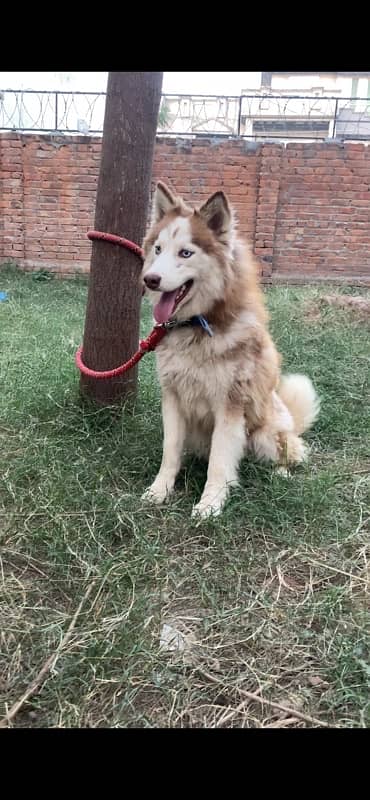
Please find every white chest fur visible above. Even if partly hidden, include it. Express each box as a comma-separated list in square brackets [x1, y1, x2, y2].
[156, 317, 259, 422]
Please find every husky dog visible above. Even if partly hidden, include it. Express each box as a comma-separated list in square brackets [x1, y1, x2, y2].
[141, 182, 319, 518]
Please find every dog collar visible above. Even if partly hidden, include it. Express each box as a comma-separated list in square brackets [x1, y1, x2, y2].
[161, 315, 213, 337]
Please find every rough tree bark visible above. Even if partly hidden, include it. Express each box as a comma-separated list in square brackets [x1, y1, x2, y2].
[80, 72, 163, 404]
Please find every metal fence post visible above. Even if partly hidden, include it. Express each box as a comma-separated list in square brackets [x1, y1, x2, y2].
[332, 98, 338, 139]
[237, 95, 242, 136]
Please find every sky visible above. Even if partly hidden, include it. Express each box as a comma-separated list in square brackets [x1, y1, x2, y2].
[0, 72, 262, 95]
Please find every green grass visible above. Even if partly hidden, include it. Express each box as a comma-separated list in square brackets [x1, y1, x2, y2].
[0, 264, 369, 728]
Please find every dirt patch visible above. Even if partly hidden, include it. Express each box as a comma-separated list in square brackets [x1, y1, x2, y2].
[304, 302, 323, 323]
[321, 295, 370, 316]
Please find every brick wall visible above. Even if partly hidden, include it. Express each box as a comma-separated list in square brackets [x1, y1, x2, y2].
[1, 132, 370, 281]
[273, 142, 370, 278]
[0, 133, 100, 274]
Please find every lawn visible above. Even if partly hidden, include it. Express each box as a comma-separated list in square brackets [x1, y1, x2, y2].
[0, 265, 369, 728]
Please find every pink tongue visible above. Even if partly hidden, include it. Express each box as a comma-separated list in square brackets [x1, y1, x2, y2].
[153, 290, 178, 324]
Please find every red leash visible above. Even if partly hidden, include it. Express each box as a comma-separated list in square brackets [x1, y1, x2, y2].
[75, 230, 167, 379]
[87, 230, 144, 260]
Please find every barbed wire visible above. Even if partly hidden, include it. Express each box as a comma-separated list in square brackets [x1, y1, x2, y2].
[1, 90, 370, 141]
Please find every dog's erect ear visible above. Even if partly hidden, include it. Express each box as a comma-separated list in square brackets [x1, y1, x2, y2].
[152, 181, 177, 223]
[198, 191, 232, 240]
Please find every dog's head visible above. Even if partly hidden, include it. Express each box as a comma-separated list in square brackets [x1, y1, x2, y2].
[141, 182, 235, 324]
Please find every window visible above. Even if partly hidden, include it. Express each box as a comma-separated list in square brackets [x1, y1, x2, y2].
[261, 72, 272, 89]
[252, 119, 330, 138]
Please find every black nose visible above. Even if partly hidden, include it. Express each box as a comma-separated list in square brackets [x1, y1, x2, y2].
[143, 273, 161, 290]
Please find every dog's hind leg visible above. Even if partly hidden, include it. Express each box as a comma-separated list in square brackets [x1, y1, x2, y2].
[142, 390, 185, 505]
[249, 426, 307, 468]
[248, 389, 307, 469]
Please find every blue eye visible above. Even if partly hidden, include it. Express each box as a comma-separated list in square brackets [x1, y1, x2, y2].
[155, 244, 161, 255]
[179, 249, 193, 258]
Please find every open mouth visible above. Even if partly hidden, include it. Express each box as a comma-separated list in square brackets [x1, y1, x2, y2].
[153, 280, 193, 324]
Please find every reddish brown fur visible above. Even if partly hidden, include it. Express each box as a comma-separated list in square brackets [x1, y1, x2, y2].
[141, 183, 319, 515]
[143, 208, 190, 256]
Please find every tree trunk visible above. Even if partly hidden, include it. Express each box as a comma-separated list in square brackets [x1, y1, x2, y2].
[80, 72, 163, 404]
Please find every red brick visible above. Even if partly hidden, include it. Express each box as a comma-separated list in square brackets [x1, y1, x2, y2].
[1, 134, 370, 279]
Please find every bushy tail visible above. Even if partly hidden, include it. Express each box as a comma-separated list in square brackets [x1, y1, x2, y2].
[278, 374, 320, 435]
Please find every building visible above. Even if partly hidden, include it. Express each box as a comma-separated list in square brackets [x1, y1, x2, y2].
[240, 72, 370, 141]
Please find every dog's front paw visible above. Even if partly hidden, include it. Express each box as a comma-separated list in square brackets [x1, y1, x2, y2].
[275, 466, 292, 478]
[191, 498, 223, 520]
[141, 482, 172, 505]
[192, 483, 230, 520]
